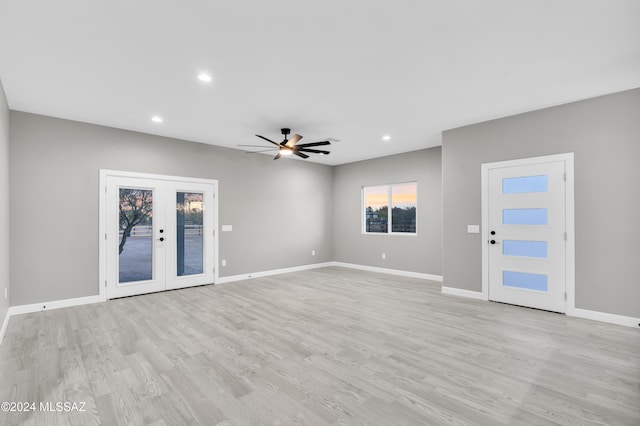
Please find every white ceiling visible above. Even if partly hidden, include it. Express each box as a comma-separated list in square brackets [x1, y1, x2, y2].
[1, 1, 639, 165]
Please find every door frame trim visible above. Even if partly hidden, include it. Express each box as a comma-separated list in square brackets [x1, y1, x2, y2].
[480, 153, 575, 312]
[99, 169, 219, 301]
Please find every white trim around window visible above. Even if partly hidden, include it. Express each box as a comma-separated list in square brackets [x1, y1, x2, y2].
[362, 181, 417, 236]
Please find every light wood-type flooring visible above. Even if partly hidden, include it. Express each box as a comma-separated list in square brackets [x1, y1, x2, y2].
[0, 267, 638, 425]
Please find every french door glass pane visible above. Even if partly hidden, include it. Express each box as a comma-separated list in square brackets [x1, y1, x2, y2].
[119, 188, 153, 283]
[177, 192, 204, 276]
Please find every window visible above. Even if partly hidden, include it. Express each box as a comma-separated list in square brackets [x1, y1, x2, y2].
[363, 182, 417, 234]
[364, 185, 388, 233]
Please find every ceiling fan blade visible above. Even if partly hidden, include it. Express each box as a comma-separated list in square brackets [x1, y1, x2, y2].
[246, 148, 279, 153]
[238, 144, 277, 147]
[273, 152, 282, 160]
[296, 141, 330, 148]
[256, 135, 279, 146]
[298, 148, 330, 155]
[294, 151, 309, 159]
[285, 134, 303, 148]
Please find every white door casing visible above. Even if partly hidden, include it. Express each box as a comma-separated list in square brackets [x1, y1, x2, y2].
[100, 170, 218, 300]
[481, 154, 575, 313]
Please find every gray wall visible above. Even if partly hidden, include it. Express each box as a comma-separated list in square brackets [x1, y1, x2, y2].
[0, 80, 9, 322]
[442, 88, 640, 318]
[9, 112, 333, 306]
[333, 148, 442, 275]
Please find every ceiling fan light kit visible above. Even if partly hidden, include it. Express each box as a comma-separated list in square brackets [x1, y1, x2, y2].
[238, 128, 331, 161]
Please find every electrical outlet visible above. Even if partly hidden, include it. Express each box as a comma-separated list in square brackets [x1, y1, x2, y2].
[221, 259, 227, 267]
[381, 253, 386, 260]
[311, 250, 316, 256]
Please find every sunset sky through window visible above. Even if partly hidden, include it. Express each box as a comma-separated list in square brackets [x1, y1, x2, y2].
[365, 183, 416, 211]
[392, 182, 417, 209]
[364, 185, 388, 211]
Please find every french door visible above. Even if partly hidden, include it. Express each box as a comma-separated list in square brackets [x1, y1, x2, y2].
[484, 155, 573, 313]
[103, 172, 216, 299]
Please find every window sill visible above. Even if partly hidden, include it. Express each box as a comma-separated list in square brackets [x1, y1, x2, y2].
[362, 232, 418, 237]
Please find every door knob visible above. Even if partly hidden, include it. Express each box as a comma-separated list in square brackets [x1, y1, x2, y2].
[159, 237, 164, 242]
[159, 229, 164, 234]
[490, 231, 496, 235]
[490, 239, 499, 245]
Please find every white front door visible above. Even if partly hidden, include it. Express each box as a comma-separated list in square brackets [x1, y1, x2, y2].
[104, 172, 216, 299]
[485, 156, 570, 313]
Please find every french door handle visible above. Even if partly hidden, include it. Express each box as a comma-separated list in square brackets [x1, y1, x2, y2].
[490, 239, 500, 245]
[159, 237, 165, 242]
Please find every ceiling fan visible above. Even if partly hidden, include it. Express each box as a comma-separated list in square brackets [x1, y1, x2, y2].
[239, 128, 331, 160]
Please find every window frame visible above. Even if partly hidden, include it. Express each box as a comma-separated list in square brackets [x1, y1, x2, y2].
[362, 181, 417, 236]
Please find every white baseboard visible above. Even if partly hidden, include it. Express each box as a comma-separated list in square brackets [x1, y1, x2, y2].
[568, 308, 640, 328]
[1, 296, 104, 345]
[0, 309, 10, 345]
[441, 286, 486, 300]
[216, 262, 336, 284]
[441, 287, 639, 328]
[216, 261, 443, 284]
[7, 295, 105, 317]
[3, 267, 636, 354]
[333, 262, 443, 282]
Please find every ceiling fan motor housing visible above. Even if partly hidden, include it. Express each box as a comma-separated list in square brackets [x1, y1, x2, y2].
[281, 128, 290, 136]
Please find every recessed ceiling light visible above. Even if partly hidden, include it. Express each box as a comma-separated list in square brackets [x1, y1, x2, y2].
[151, 116, 163, 123]
[198, 73, 212, 83]
[382, 134, 391, 141]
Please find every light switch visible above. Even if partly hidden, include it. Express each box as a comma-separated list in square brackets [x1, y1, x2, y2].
[221, 225, 233, 232]
[467, 225, 480, 234]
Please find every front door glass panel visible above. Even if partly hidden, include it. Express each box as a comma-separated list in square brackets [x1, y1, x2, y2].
[502, 240, 548, 259]
[502, 208, 548, 225]
[502, 175, 548, 193]
[503, 270, 548, 292]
